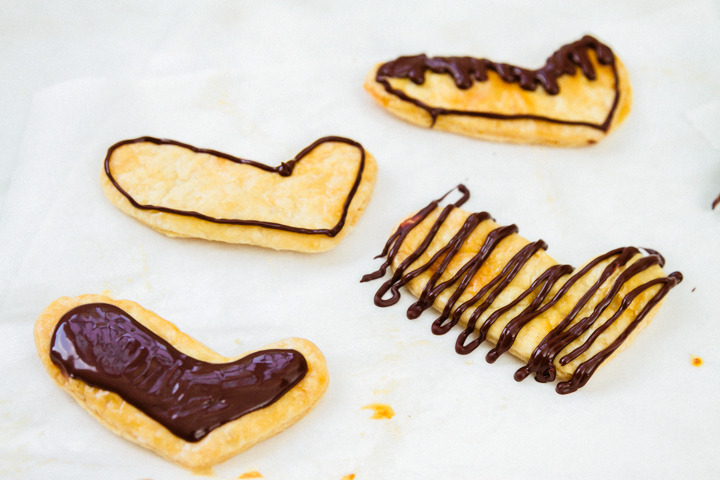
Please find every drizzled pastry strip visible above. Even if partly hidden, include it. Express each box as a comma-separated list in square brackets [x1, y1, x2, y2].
[362, 186, 681, 394]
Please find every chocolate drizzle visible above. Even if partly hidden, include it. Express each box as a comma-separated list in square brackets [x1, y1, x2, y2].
[375, 35, 620, 132]
[362, 186, 682, 394]
[105, 136, 366, 237]
[50, 303, 308, 442]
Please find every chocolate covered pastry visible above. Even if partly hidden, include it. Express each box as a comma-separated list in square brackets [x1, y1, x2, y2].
[102, 136, 377, 252]
[362, 186, 681, 394]
[365, 36, 631, 146]
[34, 295, 329, 469]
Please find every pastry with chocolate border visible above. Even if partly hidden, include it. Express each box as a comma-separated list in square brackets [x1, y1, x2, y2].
[34, 295, 329, 469]
[364, 36, 631, 146]
[101, 136, 377, 252]
[362, 186, 681, 394]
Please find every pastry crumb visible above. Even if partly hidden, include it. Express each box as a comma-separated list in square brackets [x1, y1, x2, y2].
[238, 471, 263, 478]
[691, 356, 703, 367]
[362, 403, 395, 419]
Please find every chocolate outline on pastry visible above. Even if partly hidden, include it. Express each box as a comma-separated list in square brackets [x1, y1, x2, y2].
[373, 35, 622, 133]
[104, 135, 367, 237]
[362, 185, 682, 394]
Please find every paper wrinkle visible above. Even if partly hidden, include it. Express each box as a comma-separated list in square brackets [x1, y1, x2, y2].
[687, 101, 720, 150]
[0, 78, 109, 308]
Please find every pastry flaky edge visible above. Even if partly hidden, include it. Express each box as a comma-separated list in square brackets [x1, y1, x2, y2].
[367, 199, 680, 392]
[34, 294, 329, 470]
[101, 138, 378, 253]
[364, 43, 632, 146]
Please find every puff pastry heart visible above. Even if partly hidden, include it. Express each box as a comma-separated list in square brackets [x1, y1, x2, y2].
[102, 136, 377, 252]
[362, 186, 681, 394]
[34, 295, 329, 469]
[364, 36, 631, 146]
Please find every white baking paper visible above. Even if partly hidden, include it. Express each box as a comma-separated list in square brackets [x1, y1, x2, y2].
[1, 1, 719, 478]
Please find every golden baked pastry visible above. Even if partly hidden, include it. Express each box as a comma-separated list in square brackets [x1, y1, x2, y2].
[362, 186, 681, 394]
[34, 294, 329, 469]
[102, 136, 377, 252]
[364, 36, 631, 146]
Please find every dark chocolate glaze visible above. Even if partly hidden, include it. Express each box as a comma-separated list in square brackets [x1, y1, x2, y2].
[375, 35, 620, 132]
[362, 186, 682, 394]
[104, 136, 366, 237]
[713, 192, 720, 210]
[50, 303, 307, 442]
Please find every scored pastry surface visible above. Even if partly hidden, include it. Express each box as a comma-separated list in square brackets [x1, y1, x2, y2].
[101, 136, 377, 252]
[34, 294, 329, 469]
[364, 36, 632, 146]
[362, 187, 681, 394]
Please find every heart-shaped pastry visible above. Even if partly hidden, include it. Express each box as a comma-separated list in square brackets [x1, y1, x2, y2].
[364, 36, 631, 146]
[101, 136, 377, 252]
[34, 295, 329, 470]
[362, 186, 681, 393]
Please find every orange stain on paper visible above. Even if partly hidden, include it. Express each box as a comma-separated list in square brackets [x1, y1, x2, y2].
[341, 475, 356, 480]
[238, 471, 263, 479]
[238, 472, 263, 479]
[691, 356, 703, 367]
[363, 403, 395, 419]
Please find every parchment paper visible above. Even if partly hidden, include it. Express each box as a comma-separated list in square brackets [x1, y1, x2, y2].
[1, 1, 719, 478]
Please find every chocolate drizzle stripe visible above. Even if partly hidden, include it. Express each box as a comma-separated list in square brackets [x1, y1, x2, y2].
[50, 303, 308, 442]
[455, 240, 548, 355]
[362, 185, 682, 394]
[375, 35, 620, 132]
[486, 263, 574, 363]
[428, 224, 519, 335]
[406, 215, 503, 320]
[105, 136, 366, 237]
[361, 185, 470, 303]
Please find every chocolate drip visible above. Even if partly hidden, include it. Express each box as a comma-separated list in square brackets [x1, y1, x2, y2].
[375, 35, 620, 132]
[105, 136, 366, 237]
[713, 192, 720, 210]
[50, 303, 307, 442]
[363, 187, 682, 394]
